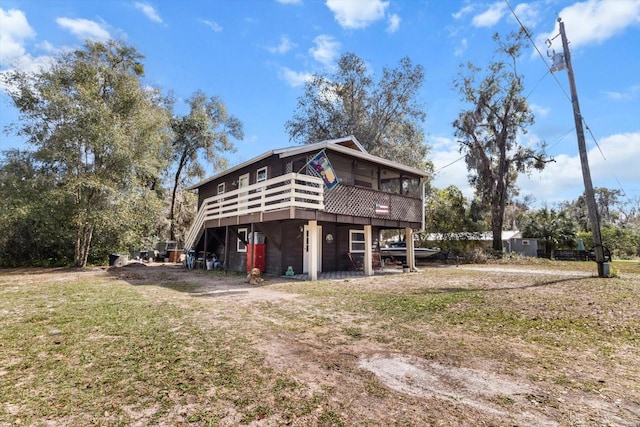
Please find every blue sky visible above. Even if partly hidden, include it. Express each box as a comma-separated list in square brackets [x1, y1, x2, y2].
[1, 0, 639, 207]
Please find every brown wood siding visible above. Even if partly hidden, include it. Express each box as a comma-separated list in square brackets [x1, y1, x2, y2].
[227, 248, 246, 273]
[199, 221, 389, 274]
[332, 225, 383, 271]
[226, 226, 247, 273]
[197, 154, 283, 207]
[189, 148, 427, 274]
[281, 221, 305, 275]
[320, 222, 338, 271]
[259, 222, 283, 276]
[336, 225, 354, 271]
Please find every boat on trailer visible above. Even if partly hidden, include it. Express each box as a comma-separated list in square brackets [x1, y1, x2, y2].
[380, 242, 440, 262]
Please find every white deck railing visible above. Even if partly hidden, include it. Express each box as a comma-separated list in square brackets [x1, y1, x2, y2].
[184, 173, 324, 250]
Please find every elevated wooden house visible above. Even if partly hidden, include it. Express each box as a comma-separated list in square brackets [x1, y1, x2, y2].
[184, 136, 429, 279]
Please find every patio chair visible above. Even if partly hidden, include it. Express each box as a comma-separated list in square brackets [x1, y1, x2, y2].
[348, 253, 362, 271]
[372, 252, 384, 271]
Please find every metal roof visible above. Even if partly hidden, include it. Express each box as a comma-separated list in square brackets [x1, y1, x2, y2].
[421, 231, 527, 241]
[187, 135, 430, 190]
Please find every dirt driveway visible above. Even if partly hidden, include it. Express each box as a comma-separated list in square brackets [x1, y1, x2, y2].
[106, 261, 640, 426]
[4, 262, 638, 425]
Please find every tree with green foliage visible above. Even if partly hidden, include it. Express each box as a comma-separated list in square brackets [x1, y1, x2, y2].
[422, 186, 485, 249]
[520, 207, 577, 256]
[286, 52, 431, 170]
[579, 225, 640, 260]
[561, 189, 640, 259]
[561, 187, 625, 231]
[2, 40, 170, 267]
[169, 91, 243, 242]
[0, 150, 75, 266]
[453, 29, 551, 252]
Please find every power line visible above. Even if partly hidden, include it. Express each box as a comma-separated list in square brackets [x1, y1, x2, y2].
[547, 127, 576, 152]
[524, 68, 550, 101]
[504, 0, 572, 104]
[584, 121, 606, 160]
[434, 155, 465, 173]
[504, 0, 627, 199]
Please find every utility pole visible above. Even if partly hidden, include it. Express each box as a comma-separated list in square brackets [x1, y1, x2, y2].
[556, 17, 608, 277]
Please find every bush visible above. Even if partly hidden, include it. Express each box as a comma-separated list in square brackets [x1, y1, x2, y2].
[464, 248, 491, 264]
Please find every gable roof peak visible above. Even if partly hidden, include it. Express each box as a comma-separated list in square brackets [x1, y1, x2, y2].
[319, 135, 367, 153]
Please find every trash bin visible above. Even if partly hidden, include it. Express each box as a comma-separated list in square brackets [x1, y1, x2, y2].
[109, 253, 120, 266]
[600, 262, 611, 278]
[247, 232, 266, 273]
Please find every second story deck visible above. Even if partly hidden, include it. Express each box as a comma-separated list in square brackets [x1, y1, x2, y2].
[184, 172, 424, 249]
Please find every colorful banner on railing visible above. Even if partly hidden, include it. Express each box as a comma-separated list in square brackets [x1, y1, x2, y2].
[308, 149, 338, 189]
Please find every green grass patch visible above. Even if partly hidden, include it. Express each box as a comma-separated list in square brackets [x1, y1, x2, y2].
[2, 265, 639, 425]
[0, 273, 344, 425]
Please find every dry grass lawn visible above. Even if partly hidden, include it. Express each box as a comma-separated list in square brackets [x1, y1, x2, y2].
[1, 260, 639, 426]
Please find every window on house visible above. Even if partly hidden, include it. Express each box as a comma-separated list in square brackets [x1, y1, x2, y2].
[380, 178, 400, 194]
[238, 173, 250, 189]
[256, 167, 267, 192]
[217, 182, 225, 195]
[402, 177, 421, 196]
[237, 228, 248, 252]
[349, 230, 366, 253]
[238, 173, 250, 199]
[256, 167, 267, 183]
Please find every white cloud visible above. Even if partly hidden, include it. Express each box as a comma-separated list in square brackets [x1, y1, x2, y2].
[454, 37, 468, 57]
[604, 84, 640, 101]
[589, 131, 640, 181]
[279, 66, 312, 87]
[56, 17, 110, 41]
[326, 0, 388, 29]
[428, 131, 640, 206]
[516, 152, 582, 204]
[537, 0, 640, 51]
[471, 1, 507, 28]
[430, 136, 474, 197]
[529, 103, 550, 118]
[511, 2, 540, 28]
[0, 8, 58, 92]
[36, 40, 57, 54]
[134, 2, 163, 24]
[201, 19, 223, 32]
[309, 34, 340, 66]
[518, 131, 640, 204]
[386, 14, 400, 33]
[452, 4, 474, 20]
[267, 35, 296, 54]
[431, 135, 458, 151]
[0, 8, 36, 67]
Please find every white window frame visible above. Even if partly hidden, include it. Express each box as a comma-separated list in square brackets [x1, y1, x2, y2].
[349, 229, 366, 253]
[256, 167, 267, 192]
[256, 166, 268, 183]
[217, 182, 225, 195]
[237, 228, 248, 253]
[238, 173, 250, 189]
